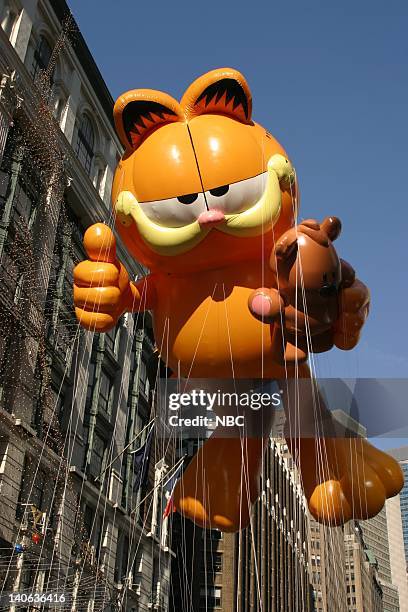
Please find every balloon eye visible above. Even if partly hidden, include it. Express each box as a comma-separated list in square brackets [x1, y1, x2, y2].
[177, 193, 198, 204]
[210, 185, 229, 197]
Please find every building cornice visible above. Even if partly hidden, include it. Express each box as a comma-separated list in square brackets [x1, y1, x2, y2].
[49, 0, 116, 128]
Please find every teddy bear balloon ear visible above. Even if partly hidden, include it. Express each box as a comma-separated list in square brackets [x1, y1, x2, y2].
[274, 231, 299, 261]
[321, 216, 342, 242]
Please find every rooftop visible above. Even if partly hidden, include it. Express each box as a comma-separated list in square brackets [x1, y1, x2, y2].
[387, 446, 408, 462]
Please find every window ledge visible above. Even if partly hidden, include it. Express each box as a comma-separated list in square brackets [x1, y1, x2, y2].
[13, 418, 37, 437]
[69, 465, 86, 480]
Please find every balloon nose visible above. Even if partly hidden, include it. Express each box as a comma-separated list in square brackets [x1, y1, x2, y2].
[319, 284, 338, 297]
[198, 210, 225, 227]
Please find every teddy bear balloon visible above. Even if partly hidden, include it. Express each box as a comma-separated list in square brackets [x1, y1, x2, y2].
[248, 216, 367, 363]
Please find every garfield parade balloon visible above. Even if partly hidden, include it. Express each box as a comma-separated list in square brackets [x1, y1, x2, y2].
[73, 68, 403, 532]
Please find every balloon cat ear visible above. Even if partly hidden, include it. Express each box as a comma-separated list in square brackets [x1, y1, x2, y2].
[181, 67, 253, 124]
[113, 89, 184, 151]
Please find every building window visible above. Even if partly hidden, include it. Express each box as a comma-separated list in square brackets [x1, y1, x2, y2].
[83, 504, 94, 541]
[81, 504, 103, 566]
[16, 458, 46, 519]
[1, 2, 19, 39]
[213, 552, 223, 572]
[13, 272, 24, 304]
[99, 367, 114, 415]
[200, 586, 222, 608]
[114, 535, 122, 583]
[31, 469, 46, 511]
[95, 514, 104, 557]
[89, 432, 107, 479]
[115, 534, 127, 583]
[122, 535, 130, 581]
[86, 361, 96, 409]
[19, 564, 35, 591]
[133, 548, 143, 582]
[83, 504, 103, 550]
[75, 114, 95, 176]
[31, 35, 53, 81]
[202, 529, 223, 542]
[50, 383, 66, 422]
[151, 557, 160, 607]
[139, 359, 150, 398]
[105, 327, 120, 357]
[13, 145, 41, 223]
[201, 551, 223, 574]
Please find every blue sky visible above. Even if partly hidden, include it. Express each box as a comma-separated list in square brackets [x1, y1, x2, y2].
[66, 1, 408, 448]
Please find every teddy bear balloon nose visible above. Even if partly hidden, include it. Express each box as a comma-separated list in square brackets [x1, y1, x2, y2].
[319, 283, 338, 297]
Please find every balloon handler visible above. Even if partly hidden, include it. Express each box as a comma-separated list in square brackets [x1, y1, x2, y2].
[73, 68, 403, 532]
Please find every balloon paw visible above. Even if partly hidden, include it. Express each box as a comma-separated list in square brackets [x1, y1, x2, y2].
[248, 288, 283, 322]
[306, 439, 403, 525]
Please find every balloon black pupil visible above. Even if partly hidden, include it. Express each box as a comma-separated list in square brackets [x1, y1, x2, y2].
[177, 193, 198, 204]
[210, 185, 229, 197]
[177, 185, 229, 203]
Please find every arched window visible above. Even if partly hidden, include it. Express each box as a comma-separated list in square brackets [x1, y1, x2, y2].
[1, 2, 19, 40]
[31, 35, 52, 81]
[75, 114, 95, 176]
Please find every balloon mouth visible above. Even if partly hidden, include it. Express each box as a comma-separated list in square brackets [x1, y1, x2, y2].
[115, 154, 295, 256]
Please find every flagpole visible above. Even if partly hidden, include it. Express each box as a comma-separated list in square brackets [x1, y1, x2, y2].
[95, 418, 155, 482]
[129, 420, 155, 453]
[129, 455, 186, 516]
[161, 455, 187, 488]
[162, 456, 186, 521]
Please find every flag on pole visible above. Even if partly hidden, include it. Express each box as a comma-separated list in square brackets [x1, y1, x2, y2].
[131, 424, 154, 493]
[162, 459, 185, 519]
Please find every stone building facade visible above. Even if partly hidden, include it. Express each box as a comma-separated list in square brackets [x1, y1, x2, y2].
[0, 1, 175, 609]
[308, 519, 347, 611]
[389, 448, 408, 568]
[361, 508, 400, 612]
[344, 522, 383, 612]
[387, 449, 408, 612]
